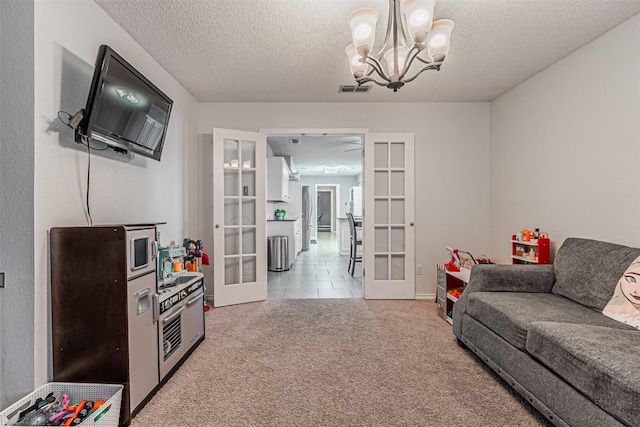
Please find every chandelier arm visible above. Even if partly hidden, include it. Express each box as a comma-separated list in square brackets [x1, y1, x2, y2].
[357, 77, 388, 87]
[398, 45, 421, 81]
[374, 0, 396, 58]
[415, 55, 443, 66]
[402, 64, 442, 84]
[364, 56, 391, 82]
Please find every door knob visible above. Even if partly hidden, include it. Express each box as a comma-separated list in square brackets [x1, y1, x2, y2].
[410, 222, 414, 226]
[215, 224, 220, 229]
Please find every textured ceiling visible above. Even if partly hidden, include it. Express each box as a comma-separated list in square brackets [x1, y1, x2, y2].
[95, 0, 640, 102]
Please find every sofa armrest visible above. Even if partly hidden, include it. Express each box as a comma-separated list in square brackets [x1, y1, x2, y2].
[452, 264, 555, 338]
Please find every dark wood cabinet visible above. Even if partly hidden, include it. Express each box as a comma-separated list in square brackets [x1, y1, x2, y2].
[50, 225, 158, 426]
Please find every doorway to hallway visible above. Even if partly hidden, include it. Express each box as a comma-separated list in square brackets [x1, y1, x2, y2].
[267, 232, 362, 299]
[317, 190, 332, 232]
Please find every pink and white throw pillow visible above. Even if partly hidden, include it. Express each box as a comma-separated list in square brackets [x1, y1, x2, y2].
[603, 256, 640, 329]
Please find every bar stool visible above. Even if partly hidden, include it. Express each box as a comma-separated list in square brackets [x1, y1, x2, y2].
[347, 213, 362, 276]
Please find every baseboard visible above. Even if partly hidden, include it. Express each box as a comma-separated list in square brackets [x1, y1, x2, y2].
[415, 293, 435, 300]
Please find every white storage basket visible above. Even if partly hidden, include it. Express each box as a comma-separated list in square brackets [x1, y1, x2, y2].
[0, 382, 123, 427]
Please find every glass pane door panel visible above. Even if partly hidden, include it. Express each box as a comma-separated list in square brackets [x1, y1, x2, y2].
[223, 139, 239, 166]
[241, 170, 256, 197]
[224, 170, 239, 197]
[374, 199, 388, 224]
[224, 257, 240, 286]
[374, 142, 388, 168]
[374, 172, 388, 197]
[224, 199, 240, 226]
[391, 255, 405, 280]
[390, 199, 405, 224]
[224, 228, 240, 255]
[390, 143, 405, 168]
[241, 141, 256, 168]
[390, 171, 405, 196]
[375, 255, 389, 280]
[242, 228, 256, 254]
[390, 227, 405, 252]
[242, 199, 256, 225]
[242, 256, 257, 283]
[374, 227, 388, 252]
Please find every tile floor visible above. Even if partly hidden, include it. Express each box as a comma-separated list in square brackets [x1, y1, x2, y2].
[267, 232, 363, 299]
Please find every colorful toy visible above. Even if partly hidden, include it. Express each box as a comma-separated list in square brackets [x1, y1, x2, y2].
[445, 246, 461, 272]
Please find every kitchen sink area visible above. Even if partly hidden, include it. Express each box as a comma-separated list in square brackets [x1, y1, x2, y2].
[160, 272, 202, 287]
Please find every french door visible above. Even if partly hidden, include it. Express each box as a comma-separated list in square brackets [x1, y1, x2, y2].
[363, 133, 415, 299]
[212, 128, 267, 307]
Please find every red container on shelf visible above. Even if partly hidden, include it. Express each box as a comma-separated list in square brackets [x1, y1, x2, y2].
[537, 238, 551, 264]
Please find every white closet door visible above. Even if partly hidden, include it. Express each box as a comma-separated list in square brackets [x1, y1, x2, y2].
[212, 128, 267, 307]
[363, 133, 415, 299]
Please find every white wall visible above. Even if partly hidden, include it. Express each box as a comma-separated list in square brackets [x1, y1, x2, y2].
[0, 0, 34, 409]
[33, 0, 199, 387]
[490, 13, 640, 262]
[198, 102, 490, 297]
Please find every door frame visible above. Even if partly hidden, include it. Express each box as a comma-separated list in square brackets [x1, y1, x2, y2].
[261, 129, 367, 242]
[261, 129, 418, 300]
[315, 184, 340, 234]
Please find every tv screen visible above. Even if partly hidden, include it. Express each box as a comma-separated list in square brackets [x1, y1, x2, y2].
[79, 45, 173, 161]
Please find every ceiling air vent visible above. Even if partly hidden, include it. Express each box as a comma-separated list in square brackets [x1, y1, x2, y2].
[339, 85, 371, 93]
[291, 138, 299, 144]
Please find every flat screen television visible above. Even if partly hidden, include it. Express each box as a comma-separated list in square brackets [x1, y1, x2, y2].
[76, 45, 173, 161]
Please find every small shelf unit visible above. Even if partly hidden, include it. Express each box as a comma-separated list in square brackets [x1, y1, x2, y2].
[511, 237, 551, 264]
[437, 267, 470, 324]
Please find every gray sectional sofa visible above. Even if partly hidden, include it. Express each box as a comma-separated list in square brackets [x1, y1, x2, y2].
[453, 238, 640, 427]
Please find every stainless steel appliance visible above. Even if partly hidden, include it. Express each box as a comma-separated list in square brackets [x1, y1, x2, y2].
[301, 185, 312, 250]
[156, 273, 205, 380]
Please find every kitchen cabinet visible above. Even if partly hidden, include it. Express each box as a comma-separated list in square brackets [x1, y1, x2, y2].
[267, 156, 291, 202]
[338, 218, 350, 255]
[338, 217, 363, 256]
[294, 218, 302, 256]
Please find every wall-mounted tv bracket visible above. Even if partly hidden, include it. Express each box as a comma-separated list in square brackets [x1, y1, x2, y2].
[71, 109, 128, 155]
[68, 109, 84, 130]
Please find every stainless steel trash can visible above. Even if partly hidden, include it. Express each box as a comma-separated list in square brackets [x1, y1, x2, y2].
[268, 236, 289, 271]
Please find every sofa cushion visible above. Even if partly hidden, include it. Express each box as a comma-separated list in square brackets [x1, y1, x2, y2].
[527, 322, 640, 427]
[552, 238, 640, 311]
[466, 292, 629, 351]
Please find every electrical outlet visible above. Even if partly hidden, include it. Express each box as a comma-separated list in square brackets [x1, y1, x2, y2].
[0, 272, 5, 288]
[416, 264, 423, 275]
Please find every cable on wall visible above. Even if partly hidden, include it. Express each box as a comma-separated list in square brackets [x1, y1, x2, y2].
[58, 110, 109, 226]
[86, 141, 93, 226]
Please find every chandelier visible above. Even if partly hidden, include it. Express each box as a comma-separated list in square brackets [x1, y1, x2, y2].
[345, 0, 455, 92]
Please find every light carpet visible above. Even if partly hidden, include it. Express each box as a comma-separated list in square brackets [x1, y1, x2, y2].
[131, 300, 550, 426]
